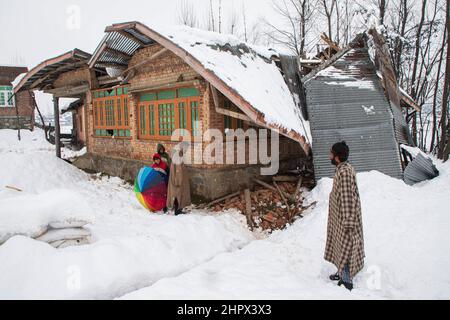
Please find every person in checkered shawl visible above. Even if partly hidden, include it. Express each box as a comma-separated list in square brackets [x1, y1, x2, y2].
[325, 141, 365, 291]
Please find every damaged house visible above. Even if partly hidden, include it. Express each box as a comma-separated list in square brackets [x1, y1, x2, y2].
[302, 29, 420, 180]
[14, 22, 311, 202]
[14, 22, 421, 202]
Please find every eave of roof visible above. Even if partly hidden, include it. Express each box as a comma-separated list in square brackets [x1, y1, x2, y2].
[89, 21, 311, 154]
[14, 49, 92, 94]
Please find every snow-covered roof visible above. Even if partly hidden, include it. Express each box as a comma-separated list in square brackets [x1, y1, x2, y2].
[11, 73, 27, 89]
[90, 22, 311, 152]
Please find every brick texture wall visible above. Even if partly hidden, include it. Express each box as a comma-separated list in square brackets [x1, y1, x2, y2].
[85, 44, 305, 170]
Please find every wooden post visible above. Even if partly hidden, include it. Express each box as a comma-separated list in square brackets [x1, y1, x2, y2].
[244, 189, 254, 230]
[53, 96, 61, 158]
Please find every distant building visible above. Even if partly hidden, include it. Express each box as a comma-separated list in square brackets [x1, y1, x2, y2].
[0, 66, 35, 130]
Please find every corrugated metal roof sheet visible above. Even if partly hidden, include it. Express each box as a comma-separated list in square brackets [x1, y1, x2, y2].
[403, 153, 439, 185]
[304, 46, 404, 180]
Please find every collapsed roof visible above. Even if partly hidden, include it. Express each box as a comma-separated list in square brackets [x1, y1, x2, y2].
[14, 49, 92, 94]
[89, 21, 312, 153]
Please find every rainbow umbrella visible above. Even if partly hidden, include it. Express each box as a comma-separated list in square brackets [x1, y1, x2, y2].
[134, 167, 168, 212]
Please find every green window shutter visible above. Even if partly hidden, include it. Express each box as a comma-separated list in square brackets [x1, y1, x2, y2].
[140, 105, 146, 136]
[178, 87, 200, 98]
[140, 93, 157, 102]
[224, 115, 232, 130]
[123, 87, 129, 94]
[124, 98, 129, 126]
[0, 92, 5, 106]
[191, 101, 199, 136]
[117, 99, 122, 126]
[158, 90, 176, 100]
[149, 105, 155, 135]
[179, 102, 186, 129]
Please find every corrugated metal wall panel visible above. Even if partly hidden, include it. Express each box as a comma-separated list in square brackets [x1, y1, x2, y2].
[304, 47, 404, 180]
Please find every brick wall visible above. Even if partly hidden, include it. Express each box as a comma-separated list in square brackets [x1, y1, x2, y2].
[0, 91, 35, 130]
[53, 67, 91, 88]
[82, 44, 307, 193]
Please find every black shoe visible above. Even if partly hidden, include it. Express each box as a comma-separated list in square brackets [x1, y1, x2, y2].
[329, 273, 340, 281]
[163, 207, 168, 214]
[338, 280, 353, 291]
[175, 209, 185, 216]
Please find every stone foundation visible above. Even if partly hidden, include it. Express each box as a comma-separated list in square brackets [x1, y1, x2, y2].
[0, 116, 33, 130]
[72, 152, 305, 203]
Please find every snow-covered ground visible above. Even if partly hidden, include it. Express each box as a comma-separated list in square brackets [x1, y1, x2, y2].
[0, 128, 449, 299]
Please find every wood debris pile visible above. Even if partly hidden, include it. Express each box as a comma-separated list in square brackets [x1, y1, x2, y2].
[205, 176, 317, 232]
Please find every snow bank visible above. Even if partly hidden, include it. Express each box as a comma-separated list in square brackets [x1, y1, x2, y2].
[0, 211, 253, 299]
[121, 160, 450, 300]
[0, 128, 53, 153]
[0, 129, 254, 299]
[0, 189, 94, 244]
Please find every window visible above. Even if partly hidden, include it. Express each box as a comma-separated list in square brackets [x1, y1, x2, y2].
[0, 86, 14, 107]
[138, 87, 200, 140]
[223, 99, 245, 131]
[92, 86, 131, 138]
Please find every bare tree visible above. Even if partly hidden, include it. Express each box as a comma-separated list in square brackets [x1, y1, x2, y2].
[430, 25, 446, 152]
[379, 0, 387, 26]
[438, 0, 450, 160]
[218, 0, 222, 33]
[227, 5, 239, 35]
[321, 0, 337, 42]
[263, 0, 317, 56]
[209, 0, 216, 32]
[242, 3, 248, 42]
[177, 0, 199, 28]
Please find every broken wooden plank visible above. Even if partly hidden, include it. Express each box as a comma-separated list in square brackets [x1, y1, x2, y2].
[273, 181, 292, 220]
[244, 189, 254, 230]
[294, 176, 304, 200]
[5, 185, 23, 192]
[273, 175, 299, 182]
[200, 191, 242, 209]
[253, 178, 292, 201]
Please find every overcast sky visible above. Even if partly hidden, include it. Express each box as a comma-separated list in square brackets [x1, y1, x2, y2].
[1, 0, 275, 68]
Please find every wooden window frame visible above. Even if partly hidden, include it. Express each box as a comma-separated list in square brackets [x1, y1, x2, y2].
[92, 86, 131, 139]
[0, 86, 14, 108]
[138, 87, 201, 141]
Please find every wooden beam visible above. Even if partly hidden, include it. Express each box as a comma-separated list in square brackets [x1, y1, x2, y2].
[215, 106, 252, 122]
[30, 61, 87, 90]
[45, 84, 89, 97]
[53, 96, 61, 158]
[89, 42, 108, 69]
[104, 47, 132, 60]
[129, 79, 199, 93]
[199, 191, 242, 209]
[117, 30, 147, 47]
[320, 33, 341, 52]
[273, 175, 299, 182]
[95, 62, 128, 69]
[244, 189, 254, 230]
[209, 83, 252, 122]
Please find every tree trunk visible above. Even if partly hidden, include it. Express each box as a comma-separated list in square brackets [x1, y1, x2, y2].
[430, 24, 447, 153]
[438, 0, 450, 160]
[410, 0, 427, 145]
[379, 0, 386, 26]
